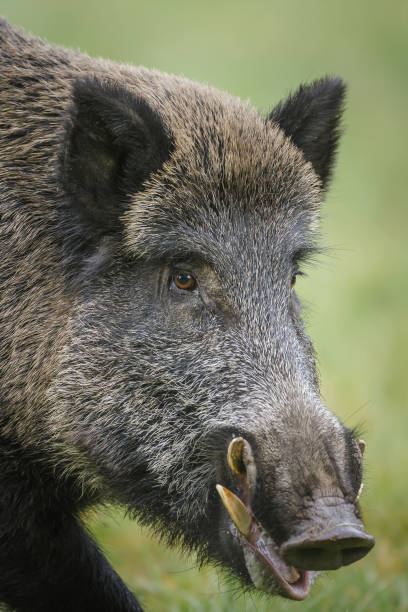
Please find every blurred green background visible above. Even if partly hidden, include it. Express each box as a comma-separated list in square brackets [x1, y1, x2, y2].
[2, 1, 407, 610]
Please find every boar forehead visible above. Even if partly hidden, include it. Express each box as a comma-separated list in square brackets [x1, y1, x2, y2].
[122, 88, 322, 261]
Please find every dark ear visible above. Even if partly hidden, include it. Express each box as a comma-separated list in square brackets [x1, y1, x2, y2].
[63, 77, 173, 236]
[268, 77, 346, 190]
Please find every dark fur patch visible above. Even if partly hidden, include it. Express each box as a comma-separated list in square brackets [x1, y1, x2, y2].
[0, 17, 368, 612]
[63, 77, 174, 239]
[268, 77, 346, 189]
[0, 433, 142, 612]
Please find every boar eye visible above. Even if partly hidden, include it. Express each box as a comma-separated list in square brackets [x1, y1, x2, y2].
[171, 272, 198, 292]
[291, 267, 299, 288]
[291, 264, 305, 289]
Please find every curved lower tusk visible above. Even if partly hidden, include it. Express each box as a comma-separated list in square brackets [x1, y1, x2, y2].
[356, 482, 364, 502]
[216, 484, 252, 537]
[242, 439, 257, 492]
[358, 439, 366, 455]
[227, 437, 246, 474]
[227, 437, 257, 492]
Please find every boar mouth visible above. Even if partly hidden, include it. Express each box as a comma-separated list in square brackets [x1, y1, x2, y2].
[217, 483, 312, 600]
[216, 437, 312, 600]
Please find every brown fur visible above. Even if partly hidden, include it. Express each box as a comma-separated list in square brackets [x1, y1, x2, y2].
[0, 18, 317, 445]
[0, 18, 372, 611]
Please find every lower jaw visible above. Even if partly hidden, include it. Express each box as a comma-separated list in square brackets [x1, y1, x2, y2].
[236, 526, 314, 600]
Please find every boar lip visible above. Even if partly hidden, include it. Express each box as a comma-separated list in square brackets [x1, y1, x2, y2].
[239, 526, 312, 600]
[219, 438, 312, 599]
[217, 484, 311, 599]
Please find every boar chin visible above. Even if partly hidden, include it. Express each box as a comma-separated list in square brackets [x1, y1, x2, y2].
[215, 437, 313, 600]
[217, 484, 314, 600]
[242, 531, 313, 600]
[215, 437, 374, 600]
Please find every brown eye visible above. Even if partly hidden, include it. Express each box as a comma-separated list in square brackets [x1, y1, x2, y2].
[171, 272, 197, 292]
[291, 264, 303, 289]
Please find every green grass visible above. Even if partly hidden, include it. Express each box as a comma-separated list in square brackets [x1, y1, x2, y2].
[2, 1, 407, 609]
[91, 509, 408, 611]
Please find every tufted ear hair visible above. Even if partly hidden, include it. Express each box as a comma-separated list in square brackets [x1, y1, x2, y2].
[267, 76, 346, 190]
[62, 77, 173, 236]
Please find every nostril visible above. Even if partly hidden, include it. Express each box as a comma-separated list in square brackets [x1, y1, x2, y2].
[281, 528, 375, 571]
[284, 545, 343, 570]
[342, 545, 373, 567]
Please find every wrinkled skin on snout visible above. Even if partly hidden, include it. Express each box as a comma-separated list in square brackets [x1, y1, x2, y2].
[0, 20, 374, 610]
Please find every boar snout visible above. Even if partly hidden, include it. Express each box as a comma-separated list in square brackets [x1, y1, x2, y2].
[215, 434, 374, 600]
[281, 498, 375, 571]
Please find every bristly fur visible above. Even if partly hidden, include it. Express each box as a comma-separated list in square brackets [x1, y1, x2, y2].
[0, 17, 368, 612]
[63, 77, 174, 240]
[268, 76, 346, 190]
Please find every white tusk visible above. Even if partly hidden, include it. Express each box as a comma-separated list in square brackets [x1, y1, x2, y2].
[358, 439, 366, 455]
[227, 437, 246, 474]
[356, 482, 364, 502]
[216, 484, 252, 537]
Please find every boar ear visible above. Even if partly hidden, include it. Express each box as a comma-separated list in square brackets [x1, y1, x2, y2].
[63, 77, 173, 235]
[268, 77, 346, 190]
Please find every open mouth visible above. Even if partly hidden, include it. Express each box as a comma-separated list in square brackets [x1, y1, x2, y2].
[216, 437, 312, 600]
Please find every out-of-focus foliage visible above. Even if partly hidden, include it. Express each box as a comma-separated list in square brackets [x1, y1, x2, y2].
[2, 1, 407, 609]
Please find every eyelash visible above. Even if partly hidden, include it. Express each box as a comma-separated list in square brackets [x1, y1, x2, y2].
[168, 263, 305, 297]
[291, 264, 306, 288]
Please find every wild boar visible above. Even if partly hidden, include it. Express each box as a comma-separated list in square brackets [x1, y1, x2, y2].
[0, 18, 374, 612]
